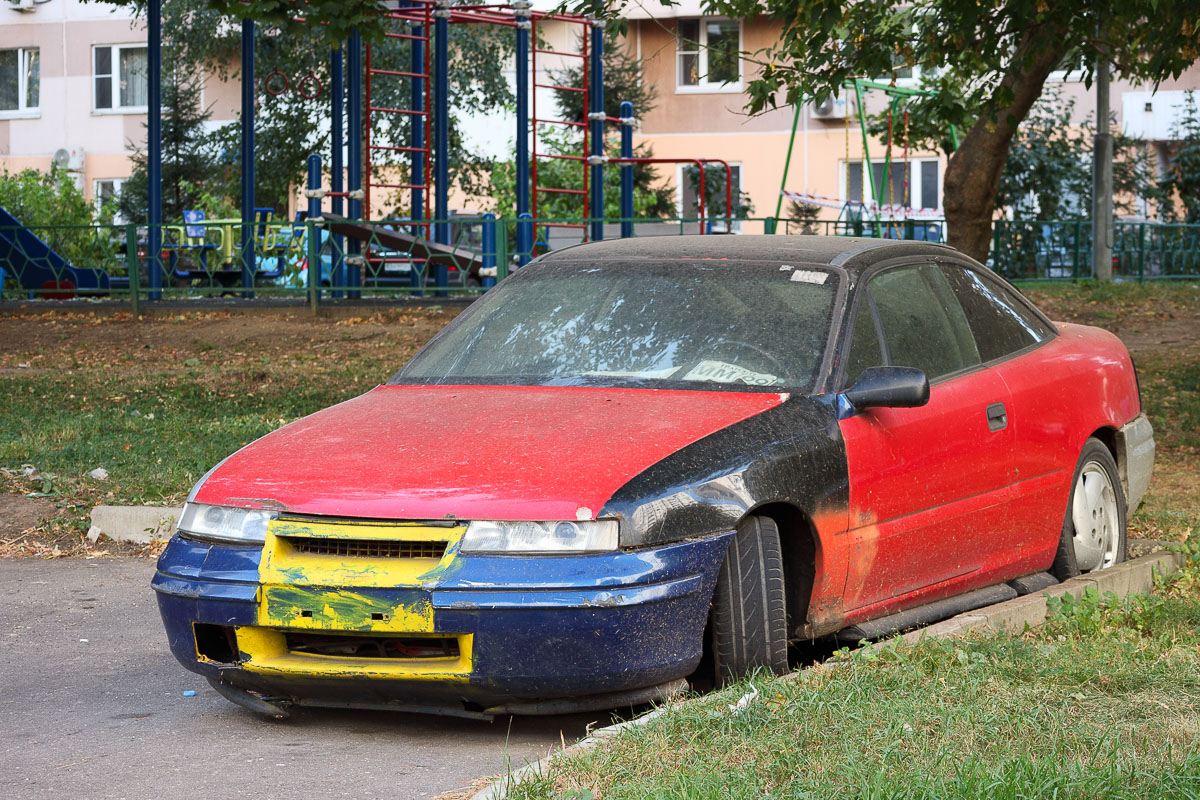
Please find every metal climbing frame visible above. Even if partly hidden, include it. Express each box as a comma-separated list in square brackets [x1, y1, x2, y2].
[366, 2, 435, 225]
[530, 15, 593, 240]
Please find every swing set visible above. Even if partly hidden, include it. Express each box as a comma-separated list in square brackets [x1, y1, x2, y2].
[777, 78, 959, 239]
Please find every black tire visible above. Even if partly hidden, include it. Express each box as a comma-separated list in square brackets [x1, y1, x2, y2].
[710, 515, 789, 686]
[1051, 438, 1127, 581]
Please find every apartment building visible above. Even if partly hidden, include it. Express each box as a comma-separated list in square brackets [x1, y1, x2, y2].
[0, 0, 238, 210]
[623, 2, 1200, 221]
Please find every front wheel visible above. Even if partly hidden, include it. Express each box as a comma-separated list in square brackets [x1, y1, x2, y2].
[1051, 438, 1127, 580]
[710, 515, 789, 686]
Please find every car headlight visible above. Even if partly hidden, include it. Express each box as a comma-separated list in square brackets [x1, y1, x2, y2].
[460, 519, 618, 554]
[177, 502, 277, 545]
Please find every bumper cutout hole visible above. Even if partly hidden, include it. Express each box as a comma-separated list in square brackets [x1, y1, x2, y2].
[194, 623, 238, 664]
[285, 632, 460, 659]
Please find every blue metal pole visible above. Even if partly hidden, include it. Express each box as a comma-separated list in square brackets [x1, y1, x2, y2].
[330, 45, 345, 295]
[619, 100, 634, 239]
[481, 212, 497, 289]
[147, 0, 162, 299]
[432, 1, 450, 297]
[588, 22, 605, 242]
[347, 30, 363, 299]
[515, 1, 530, 223]
[240, 19, 256, 297]
[517, 212, 532, 266]
[306, 154, 322, 293]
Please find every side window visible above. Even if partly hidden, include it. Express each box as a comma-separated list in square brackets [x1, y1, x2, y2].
[868, 263, 981, 380]
[940, 265, 1054, 362]
[842, 299, 884, 388]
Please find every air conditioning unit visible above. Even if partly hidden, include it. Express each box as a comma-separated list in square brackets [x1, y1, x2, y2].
[811, 96, 848, 119]
[53, 146, 86, 172]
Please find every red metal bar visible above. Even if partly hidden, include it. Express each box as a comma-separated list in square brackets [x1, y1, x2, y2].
[534, 48, 585, 58]
[533, 118, 586, 128]
[607, 157, 736, 229]
[538, 187, 586, 195]
[369, 106, 429, 116]
[535, 83, 586, 93]
[384, 32, 431, 41]
[370, 144, 432, 154]
[369, 68, 427, 78]
[536, 153, 586, 161]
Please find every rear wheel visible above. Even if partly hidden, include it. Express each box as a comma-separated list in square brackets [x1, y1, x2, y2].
[1051, 438, 1127, 580]
[710, 515, 789, 686]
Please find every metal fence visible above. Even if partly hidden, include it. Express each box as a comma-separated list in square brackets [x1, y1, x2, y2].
[990, 220, 1200, 281]
[3, 216, 1197, 309]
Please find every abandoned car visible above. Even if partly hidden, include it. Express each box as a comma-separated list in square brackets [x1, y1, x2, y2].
[152, 235, 1154, 718]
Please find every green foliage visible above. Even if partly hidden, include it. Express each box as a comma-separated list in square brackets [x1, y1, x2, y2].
[550, 30, 657, 123]
[0, 166, 116, 273]
[786, 199, 822, 233]
[1160, 91, 1200, 223]
[120, 64, 219, 224]
[0, 165, 93, 228]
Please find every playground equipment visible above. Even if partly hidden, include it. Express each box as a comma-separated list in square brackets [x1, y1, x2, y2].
[128, 0, 739, 300]
[0, 205, 111, 298]
[777, 78, 959, 237]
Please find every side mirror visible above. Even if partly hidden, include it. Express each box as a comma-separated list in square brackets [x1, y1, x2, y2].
[844, 366, 930, 410]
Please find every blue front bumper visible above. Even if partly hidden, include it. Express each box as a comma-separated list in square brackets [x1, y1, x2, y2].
[151, 533, 731, 713]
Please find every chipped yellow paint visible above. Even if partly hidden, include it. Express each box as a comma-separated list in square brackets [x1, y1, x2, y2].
[235, 627, 473, 682]
[259, 518, 467, 589]
[249, 518, 473, 681]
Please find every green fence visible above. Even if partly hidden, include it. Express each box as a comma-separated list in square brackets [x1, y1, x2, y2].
[4, 216, 1197, 308]
[991, 220, 1200, 281]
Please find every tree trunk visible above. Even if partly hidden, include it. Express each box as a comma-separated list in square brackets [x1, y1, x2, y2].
[944, 35, 1067, 262]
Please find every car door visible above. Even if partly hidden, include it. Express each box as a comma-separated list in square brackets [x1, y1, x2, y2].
[838, 262, 1015, 614]
[936, 263, 1063, 573]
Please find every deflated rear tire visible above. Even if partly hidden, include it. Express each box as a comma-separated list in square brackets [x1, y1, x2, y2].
[710, 515, 789, 686]
[1051, 438, 1127, 581]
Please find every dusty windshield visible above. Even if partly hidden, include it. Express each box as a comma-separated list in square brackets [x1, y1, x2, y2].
[393, 259, 839, 391]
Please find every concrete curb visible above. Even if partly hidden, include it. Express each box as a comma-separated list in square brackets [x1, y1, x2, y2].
[467, 548, 1186, 800]
[88, 505, 183, 544]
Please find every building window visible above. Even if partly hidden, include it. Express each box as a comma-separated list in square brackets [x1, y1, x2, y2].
[0, 47, 40, 115]
[94, 45, 148, 112]
[845, 159, 940, 211]
[677, 18, 741, 90]
[94, 179, 127, 221]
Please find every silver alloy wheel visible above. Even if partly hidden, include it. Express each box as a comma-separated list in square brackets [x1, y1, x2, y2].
[1070, 461, 1120, 572]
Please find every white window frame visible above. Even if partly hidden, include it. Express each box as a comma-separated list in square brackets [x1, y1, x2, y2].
[0, 47, 40, 119]
[839, 158, 942, 213]
[93, 178, 127, 220]
[675, 17, 743, 94]
[676, 162, 744, 232]
[93, 44, 149, 114]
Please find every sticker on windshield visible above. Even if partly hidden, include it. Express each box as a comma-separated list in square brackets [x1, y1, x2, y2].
[789, 269, 829, 284]
[681, 360, 781, 386]
[583, 366, 681, 380]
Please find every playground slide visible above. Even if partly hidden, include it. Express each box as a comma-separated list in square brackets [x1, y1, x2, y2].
[321, 213, 484, 279]
[0, 205, 111, 296]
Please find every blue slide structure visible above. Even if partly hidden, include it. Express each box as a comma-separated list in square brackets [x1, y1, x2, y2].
[0, 205, 111, 298]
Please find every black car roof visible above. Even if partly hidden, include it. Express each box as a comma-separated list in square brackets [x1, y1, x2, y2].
[537, 234, 962, 276]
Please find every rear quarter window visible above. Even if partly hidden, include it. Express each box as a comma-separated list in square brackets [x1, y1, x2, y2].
[940, 265, 1055, 362]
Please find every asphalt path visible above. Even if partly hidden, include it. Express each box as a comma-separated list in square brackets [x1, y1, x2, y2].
[0, 558, 613, 800]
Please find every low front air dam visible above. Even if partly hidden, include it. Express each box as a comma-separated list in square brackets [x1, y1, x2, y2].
[151, 532, 732, 712]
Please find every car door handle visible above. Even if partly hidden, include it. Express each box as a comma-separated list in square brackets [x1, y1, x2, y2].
[986, 402, 1008, 432]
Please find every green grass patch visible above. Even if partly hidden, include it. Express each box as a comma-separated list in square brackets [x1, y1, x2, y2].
[0, 367, 375, 506]
[513, 573, 1200, 800]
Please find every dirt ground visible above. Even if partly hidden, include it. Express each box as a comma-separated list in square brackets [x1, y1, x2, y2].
[0, 305, 462, 375]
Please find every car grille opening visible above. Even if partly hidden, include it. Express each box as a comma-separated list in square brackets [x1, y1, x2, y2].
[285, 632, 460, 660]
[281, 536, 448, 559]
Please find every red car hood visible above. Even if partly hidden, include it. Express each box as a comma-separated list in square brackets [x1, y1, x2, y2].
[194, 384, 788, 521]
